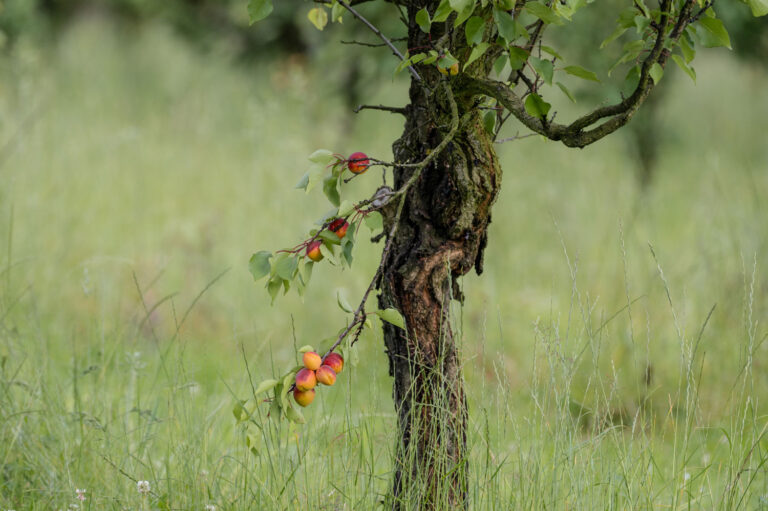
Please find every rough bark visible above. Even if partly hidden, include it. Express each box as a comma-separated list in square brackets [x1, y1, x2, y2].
[377, 8, 501, 508]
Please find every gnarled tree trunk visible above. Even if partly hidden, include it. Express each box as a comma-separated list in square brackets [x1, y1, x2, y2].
[377, 9, 502, 508]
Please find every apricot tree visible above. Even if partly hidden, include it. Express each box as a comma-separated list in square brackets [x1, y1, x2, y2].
[243, 0, 765, 508]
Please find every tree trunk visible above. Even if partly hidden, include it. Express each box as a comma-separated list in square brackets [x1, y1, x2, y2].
[377, 10, 502, 508]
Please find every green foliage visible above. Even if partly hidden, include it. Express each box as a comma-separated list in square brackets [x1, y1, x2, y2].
[524, 93, 551, 119]
[247, 0, 273, 24]
[375, 308, 406, 329]
[307, 6, 329, 31]
[415, 8, 432, 33]
[696, 16, 733, 48]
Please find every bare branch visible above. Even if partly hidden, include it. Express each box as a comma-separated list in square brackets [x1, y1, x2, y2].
[495, 132, 537, 144]
[341, 37, 407, 48]
[354, 104, 408, 115]
[336, 0, 421, 81]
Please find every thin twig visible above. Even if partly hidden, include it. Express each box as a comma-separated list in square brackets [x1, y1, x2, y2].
[354, 104, 407, 115]
[336, 0, 421, 81]
[341, 37, 407, 48]
[495, 132, 537, 144]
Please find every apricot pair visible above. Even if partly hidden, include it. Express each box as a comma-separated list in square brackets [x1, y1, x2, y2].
[305, 219, 349, 262]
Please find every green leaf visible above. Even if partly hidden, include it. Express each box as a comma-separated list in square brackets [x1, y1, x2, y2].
[364, 212, 383, 231]
[524, 93, 551, 120]
[437, 53, 459, 69]
[622, 65, 641, 92]
[337, 200, 355, 218]
[280, 372, 294, 409]
[342, 239, 354, 266]
[415, 8, 432, 33]
[541, 45, 563, 60]
[319, 230, 342, 245]
[433, 0, 453, 22]
[337, 291, 354, 313]
[319, 242, 336, 264]
[294, 172, 309, 190]
[671, 54, 696, 82]
[556, 81, 576, 103]
[465, 16, 486, 46]
[254, 379, 279, 395]
[307, 7, 329, 31]
[284, 404, 306, 424]
[634, 15, 650, 34]
[464, 42, 490, 71]
[376, 308, 406, 329]
[245, 432, 259, 452]
[634, 0, 650, 17]
[245, 433, 259, 456]
[529, 57, 553, 85]
[303, 163, 326, 194]
[323, 175, 341, 207]
[746, 0, 768, 16]
[563, 65, 600, 82]
[508, 47, 529, 71]
[247, 0, 273, 24]
[267, 277, 282, 304]
[513, 20, 529, 39]
[493, 8, 517, 43]
[608, 40, 645, 76]
[493, 54, 509, 75]
[331, 1, 344, 22]
[482, 110, 497, 134]
[249, 251, 272, 281]
[696, 17, 731, 49]
[269, 387, 282, 418]
[449, 0, 472, 12]
[309, 149, 335, 165]
[600, 26, 627, 49]
[524, 2, 564, 25]
[233, 400, 248, 421]
[649, 62, 663, 84]
[454, 0, 477, 26]
[680, 36, 695, 63]
[274, 254, 298, 280]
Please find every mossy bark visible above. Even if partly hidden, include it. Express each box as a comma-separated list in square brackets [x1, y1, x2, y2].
[377, 8, 502, 508]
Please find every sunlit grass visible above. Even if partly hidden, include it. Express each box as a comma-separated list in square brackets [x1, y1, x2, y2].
[0, 15, 767, 510]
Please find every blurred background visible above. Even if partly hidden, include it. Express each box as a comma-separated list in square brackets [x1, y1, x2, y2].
[0, 1, 767, 509]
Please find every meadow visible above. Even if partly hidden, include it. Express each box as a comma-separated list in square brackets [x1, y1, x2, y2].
[0, 15, 767, 510]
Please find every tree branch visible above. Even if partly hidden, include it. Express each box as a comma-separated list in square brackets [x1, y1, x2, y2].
[465, 0, 701, 148]
[341, 38, 407, 48]
[354, 104, 408, 115]
[336, 0, 421, 81]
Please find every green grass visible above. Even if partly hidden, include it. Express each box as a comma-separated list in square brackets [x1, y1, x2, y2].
[1, 15, 767, 510]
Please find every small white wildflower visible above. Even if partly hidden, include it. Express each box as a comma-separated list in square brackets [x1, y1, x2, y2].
[684, 472, 691, 482]
[205, 505, 216, 511]
[75, 488, 87, 501]
[200, 469, 209, 478]
[137, 480, 151, 495]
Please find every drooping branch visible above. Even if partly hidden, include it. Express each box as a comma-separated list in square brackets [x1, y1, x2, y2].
[354, 104, 408, 115]
[465, 0, 700, 149]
